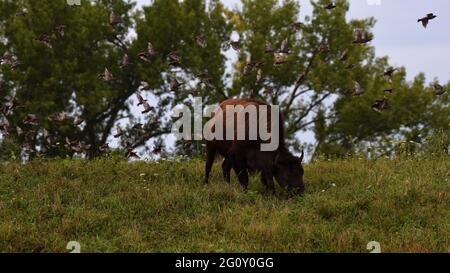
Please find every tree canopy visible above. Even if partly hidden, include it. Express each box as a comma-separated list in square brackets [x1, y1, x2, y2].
[0, 0, 448, 160]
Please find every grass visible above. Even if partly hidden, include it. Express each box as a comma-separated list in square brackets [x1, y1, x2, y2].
[0, 154, 448, 253]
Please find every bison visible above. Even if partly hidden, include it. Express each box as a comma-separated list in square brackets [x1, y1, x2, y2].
[203, 98, 305, 194]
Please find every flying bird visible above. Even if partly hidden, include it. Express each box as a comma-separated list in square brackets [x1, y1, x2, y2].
[170, 77, 184, 92]
[55, 25, 66, 37]
[196, 34, 207, 49]
[110, 11, 118, 26]
[265, 41, 275, 53]
[384, 67, 397, 81]
[279, 38, 290, 54]
[243, 61, 263, 76]
[384, 88, 394, 94]
[120, 53, 131, 68]
[99, 68, 114, 82]
[141, 102, 154, 114]
[324, 2, 337, 10]
[35, 34, 53, 49]
[74, 117, 85, 126]
[353, 29, 372, 44]
[196, 73, 215, 89]
[23, 114, 39, 126]
[136, 91, 147, 106]
[418, 13, 437, 28]
[353, 81, 364, 96]
[274, 52, 289, 66]
[114, 127, 124, 138]
[168, 51, 182, 67]
[372, 98, 389, 113]
[140, 81, 151, 91]
[230, 40, 241, 51]
[433, 83, 446, 95]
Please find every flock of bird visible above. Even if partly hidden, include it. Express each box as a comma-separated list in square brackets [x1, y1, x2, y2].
[0, 2, 447, 159]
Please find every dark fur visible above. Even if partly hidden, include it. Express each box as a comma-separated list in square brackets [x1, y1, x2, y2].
[203, 99, 304, 194]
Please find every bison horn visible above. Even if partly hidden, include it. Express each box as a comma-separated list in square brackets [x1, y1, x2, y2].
[299, 149, 304, 162]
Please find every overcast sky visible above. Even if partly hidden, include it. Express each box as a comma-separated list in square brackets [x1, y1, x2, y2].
[136, 0, 450, 83]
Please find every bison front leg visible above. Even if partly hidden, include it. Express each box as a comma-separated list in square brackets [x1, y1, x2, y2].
[261, 171, 275, 194]
[222, 157, 232, 184]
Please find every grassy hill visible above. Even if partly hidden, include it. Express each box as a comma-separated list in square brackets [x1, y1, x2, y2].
[0, 155, 448, 253]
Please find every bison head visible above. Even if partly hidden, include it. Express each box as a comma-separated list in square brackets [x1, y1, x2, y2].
[273, 149, 305, 194]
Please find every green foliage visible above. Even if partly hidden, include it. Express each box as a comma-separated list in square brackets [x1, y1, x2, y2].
[0, 0, 449, 160]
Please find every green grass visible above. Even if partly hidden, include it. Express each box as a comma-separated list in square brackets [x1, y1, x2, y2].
[0, 155, 448, 253]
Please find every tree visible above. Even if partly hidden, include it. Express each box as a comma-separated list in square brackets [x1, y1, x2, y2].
[0, 0, 448, 160]
[0, 0, 232, 159]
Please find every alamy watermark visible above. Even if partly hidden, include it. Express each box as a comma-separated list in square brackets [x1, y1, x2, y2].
[171, 97, 280, 152]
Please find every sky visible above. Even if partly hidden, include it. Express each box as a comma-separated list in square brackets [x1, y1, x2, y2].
[136, 0, 450, 83]
[133, 0, 449, 156]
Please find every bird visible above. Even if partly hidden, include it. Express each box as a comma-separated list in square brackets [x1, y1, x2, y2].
[35, 34, 53, 49]
[346, 63, 356, 70]
[23, 114, 39, 126]
[289, 22, 304, 32]
[256, 68, 264, 83]
[353, 81, 364, 96]
[433, 83, 446, 95]
[196, 72, 215, 89]
[372, 98, 389, 113]
[0, 122, 10, 136]
[319, 43, 330, 53]
[16, 126, 24, 136]
[243, 61, 263, 76]
[264, 86, 274, 96]
[136, 92, 147, 106]
[99, 143, 110, 153]
[265, 41, 275, 54]
[353, 29, 372, 44]
[48, 112, 69, 123]
[338, 49, 349, 61]
[196, 34, 207, 48]
[15, 10, 28, 17]
[274, 52, 289, 65]
[114, 127, 124, 138]
[110, 11, 118, 26]
[324, 2, 337, 10]
[74, 117, 85, 126]
[126, 150, 140, 159]
[418, 13, 437, 28]
[152, 144, 163, 154]
[168, 51, 182, 66]
[55, 25, 66, 38]
[230, 40, 241, 51]
[384, 67, 397, 81]
[99, 68, 114, 82]
[120, 53, 131, 68]
[170, 77, 184, 92]
[148, 116, 159, 127]
[132, 123, 143, 130]
[383, 88, 394, 94]
[138, 42, 156, 63]
[141, 102, 154, 114]
[147, 42, 157, 56]
[279, 38, 290, 54]
[140, 81, 151, 91]
[138, 52, 151, 63]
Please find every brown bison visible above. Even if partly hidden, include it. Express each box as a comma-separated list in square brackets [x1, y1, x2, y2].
[203, 98, 305, 194]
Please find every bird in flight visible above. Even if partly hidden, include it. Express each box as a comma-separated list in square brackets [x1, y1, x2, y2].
[418, 13, 437, 28]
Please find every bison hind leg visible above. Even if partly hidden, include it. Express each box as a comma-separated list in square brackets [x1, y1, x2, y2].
[203, 145, 216, 185]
